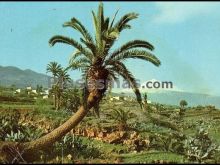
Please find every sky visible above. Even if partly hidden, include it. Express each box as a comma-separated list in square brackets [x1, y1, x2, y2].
[0, 2, 220, 95]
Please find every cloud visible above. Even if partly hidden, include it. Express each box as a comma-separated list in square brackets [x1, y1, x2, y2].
[153, 2, 219, 24]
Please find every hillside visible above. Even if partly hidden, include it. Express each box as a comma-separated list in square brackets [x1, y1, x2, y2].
[0, 66, 50, 88]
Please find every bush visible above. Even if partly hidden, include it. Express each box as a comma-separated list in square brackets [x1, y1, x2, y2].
[150, 132, 186, 154]
[111, 108, 132, 131]
[52, 134, 102, 160]
[61, 88, 81, 113]
[0, 111, 44, 142]
[184, 127, 220, 163]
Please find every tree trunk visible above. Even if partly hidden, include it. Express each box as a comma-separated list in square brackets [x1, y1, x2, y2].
[0, 89, 104, 163]
[53, 76, 57, 110]
[0, 67, 109, 163]
[54, 93, 57, 110]
[56, 93, 60, 110]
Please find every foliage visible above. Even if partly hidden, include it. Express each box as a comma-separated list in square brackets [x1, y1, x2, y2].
[53, 134, 102, 160]
[184, 126, 220, 163]
[133, 122, 170, 133]
[61, 88, 81, 113]
[111, 108, 131, 130]
[120, 151, 184, 164]
[150, 132, 186, 154]
[0, 111, 44, 142]
[5, 130, 26, 142]
[36, 85, 43, 94]
[149, 115, 180, 131]
[180, 100, 188, 109]
[49, 2, 161, 108]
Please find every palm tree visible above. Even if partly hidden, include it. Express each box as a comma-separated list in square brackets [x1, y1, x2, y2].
[112, 108, 131, 131]
[46, 62, 62, 109]
[57, 68, 71, 90]
[56, 68, 71, 110]
[46, 61, 62, 82]
[1, 3, 161, 162]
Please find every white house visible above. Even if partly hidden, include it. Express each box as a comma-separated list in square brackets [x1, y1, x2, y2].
[26, 86, 32, 90]
[44, 89, 49, 95]
[43, 95, 48, 99]
[110, 96, 121, 101]
[31, 90, 37, 94]
[142, 100, 152, 104]
[15, 89, 21, 93]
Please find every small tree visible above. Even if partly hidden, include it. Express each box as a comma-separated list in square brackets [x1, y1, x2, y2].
[36, 85, 43, 95]
[111, 108, 131, 131]
[184, 127, 220, 163]
[180, 100, 188, 109]
[180, 100, 188, 117]
[46, 62, 62, 109]
[61, 88, 81, 113]
[142, 92, 148, 111]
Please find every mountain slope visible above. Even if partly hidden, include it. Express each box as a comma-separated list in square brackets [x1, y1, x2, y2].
[0, 66, 51, 88]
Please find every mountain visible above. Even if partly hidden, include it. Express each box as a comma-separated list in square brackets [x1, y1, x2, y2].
[0, 66, 51, 88]
[112, 89, 220, 109]
[147, 91, 220, 108]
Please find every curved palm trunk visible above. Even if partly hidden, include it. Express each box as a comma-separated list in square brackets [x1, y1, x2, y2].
[0, 68, 109, 163]
[0, 90, 103, 162]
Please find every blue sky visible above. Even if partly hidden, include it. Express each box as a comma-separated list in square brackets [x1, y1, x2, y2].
[0, 2, 220, 95]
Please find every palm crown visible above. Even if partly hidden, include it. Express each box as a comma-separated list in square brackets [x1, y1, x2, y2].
[49, 2, 160, 106]
[46, 61, 62, 78]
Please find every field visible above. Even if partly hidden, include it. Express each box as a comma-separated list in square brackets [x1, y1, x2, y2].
[1, 87, 220, 164]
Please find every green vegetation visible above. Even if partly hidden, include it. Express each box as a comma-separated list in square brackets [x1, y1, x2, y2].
[0, 2, 220, 164]
[1, 86, 220, 163]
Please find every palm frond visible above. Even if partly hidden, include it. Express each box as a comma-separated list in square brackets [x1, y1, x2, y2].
[80, 38, 97, 55]
[69, 56, 91, 67]
[106, 49, 161, 67]
[109, 40, 154, 59]
[106, 70, 119, 92]
[69, 49, 82, 61]
[107, 61, 142, 107]
[92, 10, 98, 32]
[114, 12, 139, 32]
[68, 58, 90, 71]
[63, 17, 94, 43]
[110, 9, 119, 28]
[103, 17, 110, 31]
[49, 35, 93, 59]
[46, 62, 62, 77]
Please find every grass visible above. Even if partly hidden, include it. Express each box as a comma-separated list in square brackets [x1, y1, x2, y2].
[120, 150, 186, 163]
[80, 136, 129, 155]
[1, 88, 220, 163]
[0, 103, 35, 109]
[0, 98, 70, 128]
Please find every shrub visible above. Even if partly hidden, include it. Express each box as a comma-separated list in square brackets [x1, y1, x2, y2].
[184, 127, 220, 163]
[53, 134, 102, 160]
[150, 132, 186, 154]
[61, 88, 81, 113]
[111, 108, 131, 131]
[0, 111, 44, 142]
